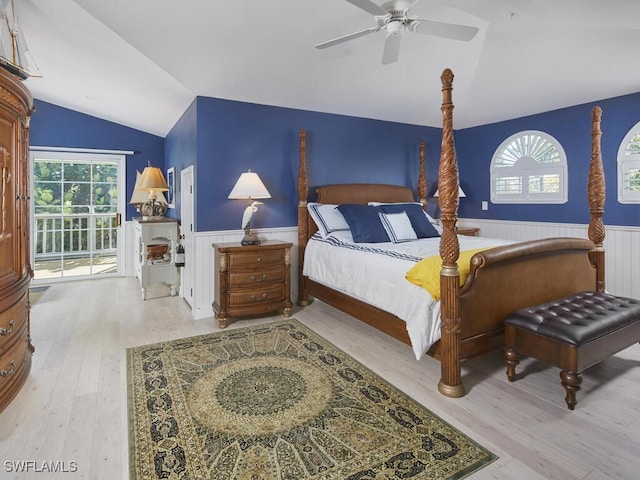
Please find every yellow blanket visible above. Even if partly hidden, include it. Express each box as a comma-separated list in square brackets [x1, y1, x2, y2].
[405, 248, 491, 300]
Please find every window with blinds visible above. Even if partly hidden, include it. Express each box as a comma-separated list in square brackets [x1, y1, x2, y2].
[490, 130, 568, 204]
[618, 125, 640, 203]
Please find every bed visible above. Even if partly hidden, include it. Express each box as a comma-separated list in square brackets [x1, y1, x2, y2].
[297, 68, 606, 398]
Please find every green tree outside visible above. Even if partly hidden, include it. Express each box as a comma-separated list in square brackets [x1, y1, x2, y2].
[33, 159, 118, 255]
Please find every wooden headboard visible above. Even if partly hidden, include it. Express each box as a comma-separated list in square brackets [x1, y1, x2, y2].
[316, 183, 415, 205]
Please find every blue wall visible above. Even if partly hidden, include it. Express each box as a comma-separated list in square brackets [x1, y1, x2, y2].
[164, 99, 197, 222]
[30, 100, 165, 221]
[166, 97, 439, 232]
[32, 91, 640, 231]
[457, 93, 640, 227]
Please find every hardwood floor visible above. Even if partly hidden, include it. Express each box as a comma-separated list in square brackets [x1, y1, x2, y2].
[1, 276, 639, 479]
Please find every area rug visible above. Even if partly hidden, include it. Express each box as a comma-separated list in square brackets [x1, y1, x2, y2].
[127, 319, 496, 479]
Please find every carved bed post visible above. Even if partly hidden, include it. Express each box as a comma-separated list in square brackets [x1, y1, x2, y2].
[437, 68, 464, 398]
[418, 141, 427, 206]
[297, 129, 310, 306]
[587, 106, 606, 292]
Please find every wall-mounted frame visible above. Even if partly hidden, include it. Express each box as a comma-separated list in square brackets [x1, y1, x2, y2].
[166, 167, 175, 208]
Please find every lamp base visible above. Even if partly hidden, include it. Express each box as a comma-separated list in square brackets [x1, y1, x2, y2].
[140, 199, 168, 218]
[241, 231, 260, 246]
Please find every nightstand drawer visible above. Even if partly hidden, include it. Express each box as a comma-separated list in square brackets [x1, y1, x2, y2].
[227, 250, 285, 268]
[228, 266, 285, 288]
[228, 284, 284, 306]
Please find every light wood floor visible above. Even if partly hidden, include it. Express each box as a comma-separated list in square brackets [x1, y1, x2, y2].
[1, 277, 639, 479]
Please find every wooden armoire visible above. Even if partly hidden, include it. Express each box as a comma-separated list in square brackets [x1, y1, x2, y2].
[0, 67, 35, 413]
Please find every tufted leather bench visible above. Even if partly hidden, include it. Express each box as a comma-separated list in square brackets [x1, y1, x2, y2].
[503, 291, 640, 410]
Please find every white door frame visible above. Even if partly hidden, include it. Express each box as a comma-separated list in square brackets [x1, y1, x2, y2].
[180, 165, 195, 306]
[29, 147, 131, 282]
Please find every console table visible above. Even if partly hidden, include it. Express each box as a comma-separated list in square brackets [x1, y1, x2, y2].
[133, 218, 179, 300]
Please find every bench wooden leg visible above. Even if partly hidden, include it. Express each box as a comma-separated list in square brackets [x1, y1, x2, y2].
[504, 347, 520, 382]
[560, 370, 582, 410]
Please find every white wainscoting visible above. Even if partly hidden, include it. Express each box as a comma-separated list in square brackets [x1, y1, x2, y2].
[124, 222, 297, 320]
[459, 219, 640, 299]
[125, 220, 639, 320]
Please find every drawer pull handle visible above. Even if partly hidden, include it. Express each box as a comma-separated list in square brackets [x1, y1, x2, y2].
[1, 360, 16, 377]
[250, 293, 268, 302]
[0, 320, 14, 336]
[256, 257, 263, 263]
[250, 274, 268, 282]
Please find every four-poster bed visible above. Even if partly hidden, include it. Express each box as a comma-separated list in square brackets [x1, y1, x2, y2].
[296, 68, 606, 397]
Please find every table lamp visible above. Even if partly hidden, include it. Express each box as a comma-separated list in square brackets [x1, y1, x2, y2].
[136, 163, 169, 220]
[228, 170, 271, 245]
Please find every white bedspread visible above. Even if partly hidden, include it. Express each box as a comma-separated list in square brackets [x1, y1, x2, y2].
[303, 231, 512, 360]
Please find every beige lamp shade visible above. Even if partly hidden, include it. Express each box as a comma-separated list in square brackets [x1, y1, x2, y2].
[137, 165, 169, 192]
[130, 171, 167, 204]
[228, 170, 271, 199]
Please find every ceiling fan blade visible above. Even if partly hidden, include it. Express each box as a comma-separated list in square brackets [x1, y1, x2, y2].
[315, 27, 380, 49]
[410, 19, 479, 41]
[345, 0, 389, 17]
[381, 33, 401, 65]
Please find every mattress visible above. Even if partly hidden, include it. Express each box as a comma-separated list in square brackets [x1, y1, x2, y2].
[303, 230, 512, 360]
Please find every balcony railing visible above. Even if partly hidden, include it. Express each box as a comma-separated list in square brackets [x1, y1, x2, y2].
[34, 213, 118, 260]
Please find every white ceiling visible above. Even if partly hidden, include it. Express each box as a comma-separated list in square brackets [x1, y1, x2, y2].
[18, 0, 640, 137]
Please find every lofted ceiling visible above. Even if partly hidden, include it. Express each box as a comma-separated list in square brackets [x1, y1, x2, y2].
[17, 0, 640, 137]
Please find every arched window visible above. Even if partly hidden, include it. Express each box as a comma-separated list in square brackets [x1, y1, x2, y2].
[617, 122, 640, 203]
[490, 130, 568, 204]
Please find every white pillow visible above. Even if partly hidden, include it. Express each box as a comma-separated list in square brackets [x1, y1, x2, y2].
[307, 202, 350, 238]
[369, 201, 443, 235]
[326, 229, 355, 244]
[378, 211, 417, 243]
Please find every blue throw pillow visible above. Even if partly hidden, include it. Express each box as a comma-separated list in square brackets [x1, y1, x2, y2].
[379, 203, 440, 238]
[337, 204, 390, 243]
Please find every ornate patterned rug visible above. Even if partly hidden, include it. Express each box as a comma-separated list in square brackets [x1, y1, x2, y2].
[127, 319, 496, 479]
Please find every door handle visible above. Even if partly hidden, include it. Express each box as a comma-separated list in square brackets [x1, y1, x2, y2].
[115, 213, 121, 227]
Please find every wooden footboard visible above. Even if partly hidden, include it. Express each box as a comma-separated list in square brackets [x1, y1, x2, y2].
[428, 237, 598, 361]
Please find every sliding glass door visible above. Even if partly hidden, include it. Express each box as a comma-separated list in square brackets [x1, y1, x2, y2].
[29, 150, 125, 281]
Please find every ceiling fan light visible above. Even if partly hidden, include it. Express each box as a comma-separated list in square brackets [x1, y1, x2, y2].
[387, 20, 403, 35]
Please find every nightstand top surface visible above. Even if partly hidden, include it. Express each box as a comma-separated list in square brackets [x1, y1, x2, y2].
[213, 240, 292, 251]
[455, 227, 480, 236]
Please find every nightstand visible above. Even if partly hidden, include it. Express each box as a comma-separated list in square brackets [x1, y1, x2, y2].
[456, 227, 480, 237]
[212, 240, 293, 328]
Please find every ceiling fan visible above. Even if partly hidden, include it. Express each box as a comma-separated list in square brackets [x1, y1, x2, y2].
[316, 0, 479, 65]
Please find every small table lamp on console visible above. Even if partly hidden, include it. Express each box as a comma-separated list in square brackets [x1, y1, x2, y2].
[129, 170, 168, 215]
[228, 170, 271, 245]
[136, 162, 170, 220]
